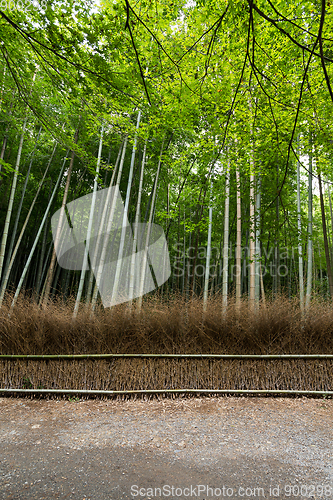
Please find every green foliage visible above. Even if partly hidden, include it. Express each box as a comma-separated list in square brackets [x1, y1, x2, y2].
[0, 159, 15, 176]
[0, 0, 332, 301]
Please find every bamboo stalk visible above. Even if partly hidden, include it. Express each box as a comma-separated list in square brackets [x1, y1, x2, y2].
[3, 126, 43, 284]
[111, 110, 141, 305]
[203, 178, 213, 312]
[137, 139, 164, 311]
[43, 126, 79, 305]
[0, 114, 29, 281]
[1, 354, 332, 360]
[235, 166, 241, 309]
[73, 124, 104, 317]
[305, 132, 313, 308]
[0, 388, 332, 397]
[297, 135, 304, 311]
[91, 136, 129, 310]
[85, 139, 123, 304]
[249, 100, 256, 308]
[10, 153, 68, 311]
[255, 171, 261, 308]
[0, 140, 58, 306]
[0, 71, 37, 280]
[128, 139, 147, 307]
[222, 163, 230, 313]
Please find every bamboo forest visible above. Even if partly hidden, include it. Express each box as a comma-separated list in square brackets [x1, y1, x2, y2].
[1, 0, 333, 369]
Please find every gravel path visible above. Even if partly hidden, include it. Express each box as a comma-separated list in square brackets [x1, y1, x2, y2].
[0, 396, 332, 499]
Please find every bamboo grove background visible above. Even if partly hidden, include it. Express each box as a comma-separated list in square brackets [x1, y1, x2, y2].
[0, 1, 333, 356]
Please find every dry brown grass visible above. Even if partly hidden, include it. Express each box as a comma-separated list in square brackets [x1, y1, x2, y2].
[0, 293, 332, 393]
[1, 292, 333, 355]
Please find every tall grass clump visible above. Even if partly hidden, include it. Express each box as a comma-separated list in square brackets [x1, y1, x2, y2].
[1, 292, 333, 355]
[0, 293, 332, 393]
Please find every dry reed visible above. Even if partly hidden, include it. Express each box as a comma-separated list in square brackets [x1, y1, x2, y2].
[0, 293, 332, 395]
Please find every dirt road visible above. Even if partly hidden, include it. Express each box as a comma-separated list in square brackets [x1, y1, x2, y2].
[0, 396, 332, 499]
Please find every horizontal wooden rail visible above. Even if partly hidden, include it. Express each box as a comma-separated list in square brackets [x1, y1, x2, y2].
[0, 388, 332, 397]
[0, 354, 333, 360]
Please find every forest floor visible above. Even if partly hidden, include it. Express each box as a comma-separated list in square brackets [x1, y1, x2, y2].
[0, 396, 332, 499]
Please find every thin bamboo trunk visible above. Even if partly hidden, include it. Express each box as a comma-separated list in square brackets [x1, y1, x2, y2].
[38, 239, 53, 303]
[254, 171, 261, 308]
[210, 252, 220, 297]
[327, 182, 333, 266]
[242, 229, 249, 295]
[0, 94, 15, 165]
[203, 178, 213, 312]
[51, 262, 62, 299]
[305, 133, 313, 308]
[275, 166, 280, 296]
[189, 203, 204, 298]
[184, 202, 192, 301]
[318, 173, 333, 296]
[35, 178, 53, 299]
[73, 125, 104, 317]
[249, 174, 255, 308]
[313, 246, 316, 295]
[222, 164, 230, 313]
[10, 154, 68, 312]
[128, 140, 147, 309]
[0, 124, 10, 161]
[91, 136, 129, 310]
[43, 126, 79, 305]
[235, 167, 241, 309]
[85, 138, 123, 304]
[323, 182, 332, 266]
[248, 98, 256, 307]
[0, 63, 6, 113]
[111, 111, 141, 305]
[297, 135, 304, 311]
[318, 241, 323, 296]
[2, 126, 42, 283]
[260, 258, 265, 305]
[182, 205, 186, 294]
[176, 202, 181, 292]
[0, 142, 58, 306]
[0, 111, 30, 281]
[137, 140, 164, 311]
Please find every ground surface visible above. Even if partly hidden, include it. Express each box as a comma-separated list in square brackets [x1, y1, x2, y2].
[0, 396, 332, 499]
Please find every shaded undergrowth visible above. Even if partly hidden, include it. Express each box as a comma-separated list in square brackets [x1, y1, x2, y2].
[1, 292, 333, 355]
